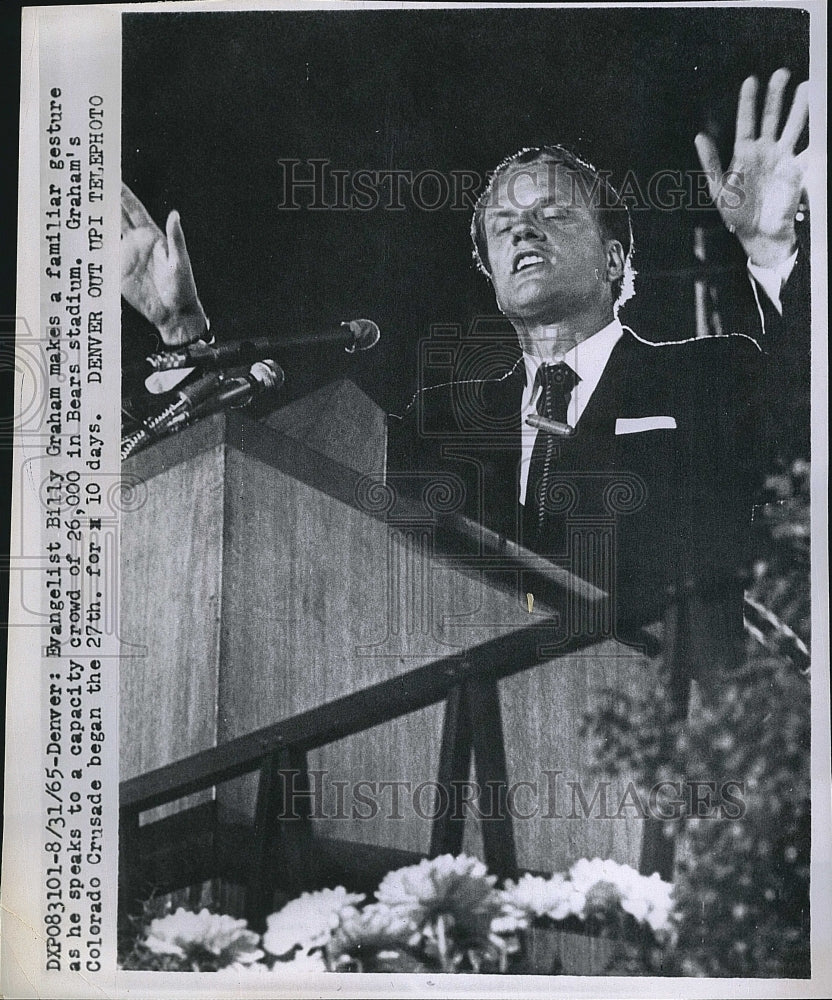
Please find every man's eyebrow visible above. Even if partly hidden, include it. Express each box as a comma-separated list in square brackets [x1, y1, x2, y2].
[487, 199, 578, 219]
[483, 208, 519, 231]
[539, 197, 577, 211]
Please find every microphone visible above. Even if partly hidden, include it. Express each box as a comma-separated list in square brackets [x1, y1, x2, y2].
[121, 370, 223, 460]
[342, 318, 380, 353]
[141, 318, 380, 374]
[275, 317, 379, 353]
[121, 361, 286, 460]
[190, 359, 285, 418]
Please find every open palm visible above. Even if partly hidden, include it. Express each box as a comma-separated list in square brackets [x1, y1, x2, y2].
[121, 183, 207, 346]
[695, 69, 808, 268]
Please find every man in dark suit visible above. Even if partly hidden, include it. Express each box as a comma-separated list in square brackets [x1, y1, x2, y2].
[121, 69, 809, 657]
[393, 69, 809, 652]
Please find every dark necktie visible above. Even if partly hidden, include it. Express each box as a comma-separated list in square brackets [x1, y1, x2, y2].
[526, 361, 580, 540]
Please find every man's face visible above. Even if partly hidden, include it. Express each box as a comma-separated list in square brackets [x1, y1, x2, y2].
[483, 159, 613, 324]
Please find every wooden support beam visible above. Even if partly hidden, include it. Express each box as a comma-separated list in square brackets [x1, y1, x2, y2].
[429, 684, 473, 858]
[272, 748, 318, 895]
[119, 802, 222, 914]
[118, 809, 142, 920]
[467, 674, 518, 880]
[246, 748, 318, 926]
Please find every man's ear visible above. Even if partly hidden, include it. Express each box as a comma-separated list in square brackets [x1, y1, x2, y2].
[605, 240, 625, 282]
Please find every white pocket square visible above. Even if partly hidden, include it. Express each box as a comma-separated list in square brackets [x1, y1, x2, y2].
[615, 416, 677, 434]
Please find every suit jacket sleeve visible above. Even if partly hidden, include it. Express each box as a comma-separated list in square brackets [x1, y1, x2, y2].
[725, 231, 811, 466]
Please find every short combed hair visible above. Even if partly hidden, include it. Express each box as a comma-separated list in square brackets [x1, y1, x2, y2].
[471, 145, 636, 308]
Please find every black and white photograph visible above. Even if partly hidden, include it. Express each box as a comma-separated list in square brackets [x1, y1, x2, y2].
[3, 2, 829, 996]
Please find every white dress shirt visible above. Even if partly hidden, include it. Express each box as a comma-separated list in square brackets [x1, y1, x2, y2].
[748, 248, 797, 317]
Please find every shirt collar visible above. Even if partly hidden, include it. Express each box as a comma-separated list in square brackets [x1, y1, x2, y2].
[522, 317, 624, 388]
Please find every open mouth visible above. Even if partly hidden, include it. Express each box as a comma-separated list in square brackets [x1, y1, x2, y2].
[513, 251, 546, 274]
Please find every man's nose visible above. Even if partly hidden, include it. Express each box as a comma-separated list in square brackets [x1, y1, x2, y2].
[511, 218, 545, 242]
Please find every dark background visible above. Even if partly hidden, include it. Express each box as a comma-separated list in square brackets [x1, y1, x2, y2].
[120, 7, 808, 413]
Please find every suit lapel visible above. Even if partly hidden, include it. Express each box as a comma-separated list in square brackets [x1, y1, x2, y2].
[574, 330, 641, 435]
[475, 356, 525, 537]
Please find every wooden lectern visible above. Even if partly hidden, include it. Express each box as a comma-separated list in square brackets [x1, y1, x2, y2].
[120, 379, 670, 955]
